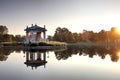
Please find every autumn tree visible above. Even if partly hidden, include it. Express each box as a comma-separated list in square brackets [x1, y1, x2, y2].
[48, 35, 53, 41]
[82, 30, 94, 42]
[97, 29, 107, 42]
[53, 27, 74, 43]
[109, 27, 120, 41]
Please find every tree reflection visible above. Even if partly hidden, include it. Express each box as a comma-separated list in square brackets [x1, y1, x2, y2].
[0, 48, 23, 61]
[55, 46, 120, 62]
[0, 46, 120, 63]
[0, 48, 14, 61]
[108, 47, 119, 62]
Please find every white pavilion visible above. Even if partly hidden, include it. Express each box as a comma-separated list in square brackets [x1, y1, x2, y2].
[24, 24, 47, 44]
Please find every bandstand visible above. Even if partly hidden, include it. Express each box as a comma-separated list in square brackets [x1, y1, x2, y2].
[24, 24, 47, 44]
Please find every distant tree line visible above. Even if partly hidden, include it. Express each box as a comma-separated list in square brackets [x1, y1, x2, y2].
[0, 25, 120, 44]
[48, 27, 120, 43]
[0, 25, 25, 43]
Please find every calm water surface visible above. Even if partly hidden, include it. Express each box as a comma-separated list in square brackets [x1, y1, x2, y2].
[0, 46, 120, 80]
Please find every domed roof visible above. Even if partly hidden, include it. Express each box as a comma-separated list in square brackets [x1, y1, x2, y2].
[24, 24, 47, 32]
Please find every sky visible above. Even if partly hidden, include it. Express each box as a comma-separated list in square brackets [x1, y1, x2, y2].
[1, 0, 120, 36]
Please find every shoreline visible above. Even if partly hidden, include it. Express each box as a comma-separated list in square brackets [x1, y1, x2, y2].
[0, 45, 67, 50]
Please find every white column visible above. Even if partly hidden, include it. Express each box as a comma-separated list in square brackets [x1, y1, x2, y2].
[43, 25, 46, 41]
[26, 31, 29, 43]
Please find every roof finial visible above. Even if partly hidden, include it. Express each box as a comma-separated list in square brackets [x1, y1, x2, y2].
[44, 25, 46, 29]
[26, 25, 28, 28]
[35, 23, 37, 26]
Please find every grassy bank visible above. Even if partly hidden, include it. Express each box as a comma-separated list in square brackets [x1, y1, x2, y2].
[67, 42, 97, 47]
[1, 42, 23, 46]
[1, 41, 67, 46]
[48, 41, 66, 46]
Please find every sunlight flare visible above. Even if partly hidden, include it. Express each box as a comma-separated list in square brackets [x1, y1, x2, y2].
[117, 51, 120, 57]
[117, 27, 120, 34]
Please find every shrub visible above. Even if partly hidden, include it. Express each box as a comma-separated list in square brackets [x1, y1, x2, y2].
[2, 42, 23, 46]
[29, 43, 38, 46]
[38, 42, 47, 46]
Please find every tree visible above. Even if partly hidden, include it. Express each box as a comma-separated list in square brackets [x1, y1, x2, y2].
[82, 30, 93, 42]
[73, 33, 79, 42]
[53, 27, 74, 43]
[48, 35, 53, 41]
[13, 35, 25, 42]
[109, 27, 120, 42]
[2, 34, 13, 42]
[97, 29, 107, 41]
[0, 25, 8, 35]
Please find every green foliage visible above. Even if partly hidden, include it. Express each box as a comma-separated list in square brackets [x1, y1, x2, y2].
[1, 24, 120, 46]
[94, 29, 107, 42]
[0, 25, 25, 43]
[29, 42, 53, 46]
[28, 41, 66, 46]
[53, 27, 120, 44]
[13, 35, 25, 42]
[0, 25, 8, 35]
[48, 35, 53, 41]
[2, 42, 23, 46]
[53, 27, 75, 43]
[38, 42, 47, 46]
[29, 43, 38, 46]
[0, 34, 13, 42]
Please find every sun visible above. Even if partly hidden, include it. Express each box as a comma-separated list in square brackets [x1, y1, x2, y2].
[117, 51, 120, 57]
[116, 27, 120, 34]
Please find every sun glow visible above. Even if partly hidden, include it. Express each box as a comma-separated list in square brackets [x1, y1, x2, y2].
[116, 27, 120, 34]
[117, 51, 120, 57]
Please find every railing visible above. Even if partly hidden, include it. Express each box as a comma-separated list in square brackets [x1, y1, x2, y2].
[24, 38, 49, 44]
[39, 39, 49, 43]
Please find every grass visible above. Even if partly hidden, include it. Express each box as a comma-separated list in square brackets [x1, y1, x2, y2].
[1, 41, 67, 46]
[67, 41, 96, 47]
[2, 42, 23, 46]
[48, 41, 67, 46]
[28, 41, 67, 46]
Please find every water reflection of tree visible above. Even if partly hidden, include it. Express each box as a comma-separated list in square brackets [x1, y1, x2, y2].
[0, 48, 14, 61]
[108, 47, 119, 62]
[55, 46, 120, 62]
[55, 47, 79, 60]
[0, 48, 23, 61]
[0, 48, 47, 61]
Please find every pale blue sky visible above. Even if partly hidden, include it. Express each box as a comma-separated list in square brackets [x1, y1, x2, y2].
[1, 0, 120, 35]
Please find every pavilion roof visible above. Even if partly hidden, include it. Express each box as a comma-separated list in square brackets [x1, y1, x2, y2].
[24, 24, 47, 32]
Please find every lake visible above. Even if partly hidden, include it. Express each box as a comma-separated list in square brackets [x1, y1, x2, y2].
[0, 46, 120, 80]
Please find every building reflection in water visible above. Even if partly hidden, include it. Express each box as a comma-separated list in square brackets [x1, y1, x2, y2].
[24, 51, 47, 69]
